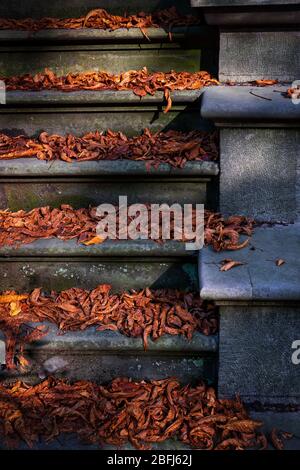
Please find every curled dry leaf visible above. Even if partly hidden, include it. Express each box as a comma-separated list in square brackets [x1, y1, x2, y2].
[252, 79, 278, 87]
[0, 68, 218, 113]
[82, 235, 105, 246]
[0, 129, 218, 168]
[275, 258, 285, 267]
[0, 205, 253, 252]
[0, 7, 201, 33]
[0, 68, 218, 95]
[220, 259, 245, 272]
[0, 377, 284, 450]
[0, 286, 218, 369]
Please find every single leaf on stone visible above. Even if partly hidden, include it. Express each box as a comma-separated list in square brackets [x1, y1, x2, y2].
[82, 235, 105, 246]
[254, 79, 278, 87]
[220, 259, 245, 272]
[275, 258, 285, 267]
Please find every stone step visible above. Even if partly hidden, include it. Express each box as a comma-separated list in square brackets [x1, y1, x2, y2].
[2, 411, 297, 450]
[0, 104, 210, 138]
[0, 352, 216, 387]
[199, 224, 300, 405]
[0, 45, 202, 77]
[201, 85, 300, 126]
[4, 89, 204, 107]
[0, 258, 199, 291]
[0, 26, 211, 45]
[0, 178, 210, 211]
[0, 239, 197, 258]
[191, 0, 300, 26]
[0, 160, 218, 178]
[0, 258, 217, 355]
[17, 327, 218, 354]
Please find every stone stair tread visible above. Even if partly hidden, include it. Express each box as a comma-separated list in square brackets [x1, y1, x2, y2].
[1, 412, 299, 450]
[0, 239, 196, 257]
[0, 159, 219, 177]
[5, 89, 203, 106]
[13, 324, 217, 353]
[0, 26, 205, 43]
[199, 224, 300, 302]
[0, 353, 215, 386]
[201, 85, 300, 124]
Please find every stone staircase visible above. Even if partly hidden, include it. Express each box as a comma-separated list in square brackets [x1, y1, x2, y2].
[0, 0, 219, 449]
[0, 0, 300, 450]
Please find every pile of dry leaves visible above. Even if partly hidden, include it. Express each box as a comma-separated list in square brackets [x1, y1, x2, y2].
[0, 376, 291, 450]
[0, 129, 218, 168]
[0, 68, 218, 112]
[0, 285, 217, 370]
[0, 7, 200, 33]
[0, 205, 253, 251]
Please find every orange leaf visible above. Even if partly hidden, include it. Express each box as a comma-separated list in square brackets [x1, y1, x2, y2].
[220, 259, 245, 272]
[0, 294, 28, 303]
[83, 235, 105, 246]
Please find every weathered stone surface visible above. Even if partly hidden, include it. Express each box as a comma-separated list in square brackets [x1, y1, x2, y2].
[200, 224, 300, 301]
[218, 129, 299, 222]
[0, 26, 211, 44]
[0, 353, 216, 386]
[201, 86, 300, 125]
[204, 11, 300, 26]
[0, 179, 208, 211]
[5, 90, 203, 106]
[0, 239, 196, 258]
[218, 305, 300, 404]
[0, 47, 201, 76]
[17, 325, 218, 353]
[0, 107, 210, 137]
[219, 32, 300, 82]
[0, 260, 199, 292]
[0, 159, 218, 177]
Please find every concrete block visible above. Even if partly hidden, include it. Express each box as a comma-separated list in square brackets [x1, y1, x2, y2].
[219, 31, 300, 82]
[200, 224, 300, 301]
[219, 128, 300, 222]
[218, 305, 300, 404]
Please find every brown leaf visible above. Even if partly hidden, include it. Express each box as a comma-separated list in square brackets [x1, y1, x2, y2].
[275, 258, 285, 267]
[220, 259, 245, 272]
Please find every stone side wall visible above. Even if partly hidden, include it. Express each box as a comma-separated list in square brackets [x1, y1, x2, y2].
[218, 305, 300, 404]
[219, 31, 300, 82]
[220, 128, 300, 222]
